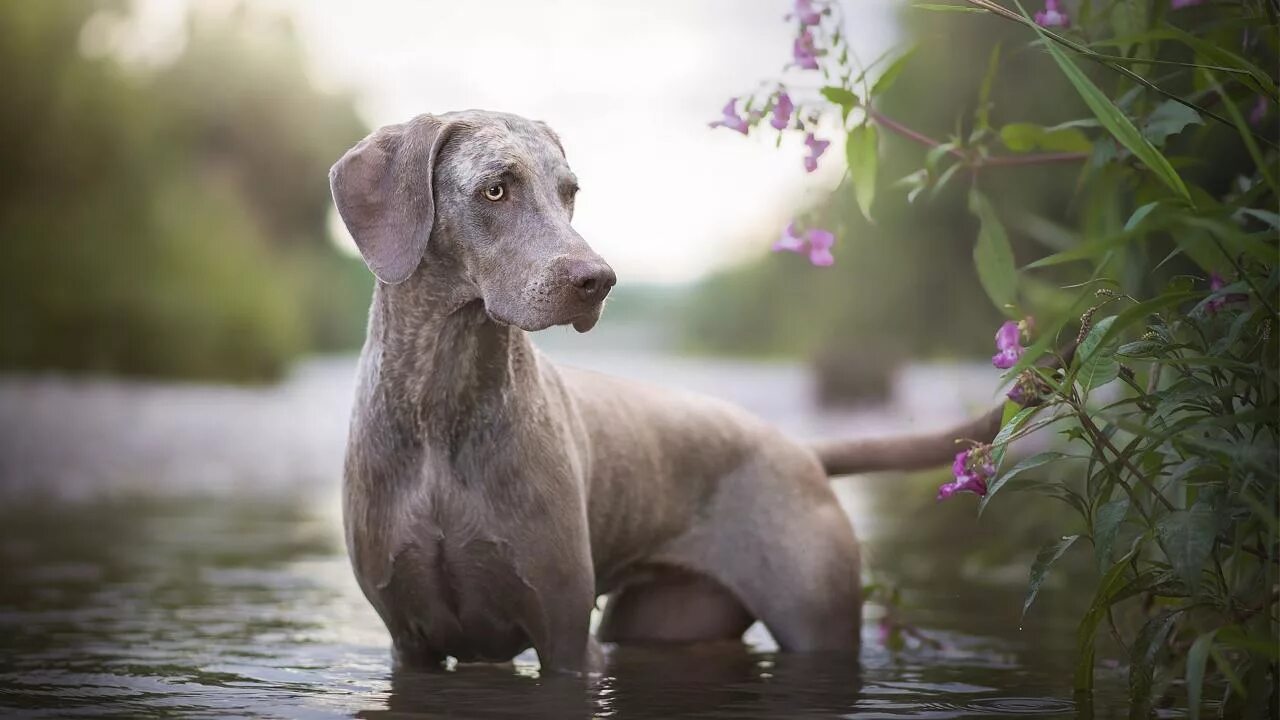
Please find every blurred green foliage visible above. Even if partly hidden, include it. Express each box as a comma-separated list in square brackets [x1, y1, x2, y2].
[0, 1, 371, 382]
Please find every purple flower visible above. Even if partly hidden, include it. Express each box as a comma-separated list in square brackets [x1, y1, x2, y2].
[1007, 383, 1028, 406]
[793, 29, 820, 70]
[771, 91, 794, 131]
[788, 0, 823, 26]
[806, 228, 835, 266]
[1249, 96, 1268, 127]
[1207, 271, 1248, 315]
[774, 222, 836, 267]
[709, 98, 750, 135]
[992, 320, 1025, 370]
[1034, 0, 1069, 27]
[803, 132, 830, 173]
[1007, 370, 1045, 406]
[937, 447, 993, 500]
[1170, 0, 1203, 7]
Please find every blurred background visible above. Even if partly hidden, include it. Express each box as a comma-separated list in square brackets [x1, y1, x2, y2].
[0, 1, 1130, 717]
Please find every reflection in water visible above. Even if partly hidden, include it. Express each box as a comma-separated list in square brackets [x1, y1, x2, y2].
[0, 496, 1127, 718]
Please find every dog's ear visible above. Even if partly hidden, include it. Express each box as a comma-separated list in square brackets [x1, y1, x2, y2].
[329, 115, 450, 284]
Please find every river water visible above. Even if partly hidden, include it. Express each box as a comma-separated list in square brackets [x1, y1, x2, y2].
[0, 329, 1141, 718]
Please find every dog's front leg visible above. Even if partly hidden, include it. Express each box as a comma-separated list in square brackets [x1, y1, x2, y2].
[532, 599, 597, 674]
[519, 550, 598, 674]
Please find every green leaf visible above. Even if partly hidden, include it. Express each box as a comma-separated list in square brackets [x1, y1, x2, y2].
[1108, 0, 1148, 60]
[931, 162, 962, 199]
[1216, 625, 1280, 661]
[1123, 201, 1161, 232]
[820, 86, 859, 114]
[1209, 74, 1278, 195]
[1181, 216, 1279, 267]
[1075, 542, 1143, 694]
[846, 124, 878, 221]
[976, 42, 1002, 130]
[895, 169, 929, 204]
[1116, 340, 1163, 358]
[871, 46, 917, 98]
[969, 188, 1018, 314]
[1020, 4, 1191, 201]
[1158, 24, 1279, 99]
[1187, 630, 1218, 720]
[1023, 534, 1079, 620]
[1129, 610, 1182, 717]
[980, 450, 1068, 516]
[1156, 505, 1217, 594]
[1024, 231, 1137, 268]
[1093, 497, 1129, 574]
[993, 405, 1038, 447]
[1238, 207, 1280, 229]
[999, 123, 1092, 153]
[1000, 399, 1021, 427]
[1075, 315, 1120, 391]
[1142, 99, 1203, 146]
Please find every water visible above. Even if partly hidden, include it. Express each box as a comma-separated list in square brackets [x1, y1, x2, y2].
[0, 338, 1138, 718]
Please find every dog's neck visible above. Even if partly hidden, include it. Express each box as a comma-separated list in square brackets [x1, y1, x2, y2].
[361, 264, 540, 446]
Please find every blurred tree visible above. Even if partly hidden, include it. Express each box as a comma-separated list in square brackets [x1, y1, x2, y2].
[0, 0, 371, 382]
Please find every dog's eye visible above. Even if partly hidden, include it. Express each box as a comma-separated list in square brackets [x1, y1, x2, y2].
[483, 183, 506, 201]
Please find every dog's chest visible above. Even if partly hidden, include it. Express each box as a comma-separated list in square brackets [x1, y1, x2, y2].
[373, 511, 538, 663]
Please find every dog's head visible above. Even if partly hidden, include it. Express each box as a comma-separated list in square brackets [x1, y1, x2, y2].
[330, 110, 615, 332]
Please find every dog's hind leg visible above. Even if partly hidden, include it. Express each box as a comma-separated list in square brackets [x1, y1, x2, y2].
[657, 446, 863, 653]
[597, 568, 754, 644]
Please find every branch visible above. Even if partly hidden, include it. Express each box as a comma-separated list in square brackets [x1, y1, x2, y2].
[863, 105, 1088, 169]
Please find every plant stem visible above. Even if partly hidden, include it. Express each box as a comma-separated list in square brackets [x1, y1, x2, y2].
[1074, 401, 1178, 513]
[982, 151, 1090, 166]
[862, 105, 1088, 168]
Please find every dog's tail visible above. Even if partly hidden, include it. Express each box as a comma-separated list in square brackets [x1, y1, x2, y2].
[808, 405, 1004, 476]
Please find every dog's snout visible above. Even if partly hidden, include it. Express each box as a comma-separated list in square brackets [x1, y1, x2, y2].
[568, 262, 616, 302]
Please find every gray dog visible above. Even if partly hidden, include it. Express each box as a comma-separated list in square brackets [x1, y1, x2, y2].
[330, 110, 1000, 673]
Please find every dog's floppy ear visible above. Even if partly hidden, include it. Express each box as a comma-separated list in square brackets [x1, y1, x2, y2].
[329, 115, 450, 284]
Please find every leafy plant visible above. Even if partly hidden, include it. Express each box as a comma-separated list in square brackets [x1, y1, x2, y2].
[717, 0, 1278, 714]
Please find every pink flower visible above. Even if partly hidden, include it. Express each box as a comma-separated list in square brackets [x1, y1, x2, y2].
[803, 132, 830, 173]
[787, 0, 823, 26]
[1249, 96, 1268, 127]
[1170, 0, 1203, 7]
[771, 91, 795, 131]
[709, 98, 750, 135]
[774, 222, 836, 266]
[806, 228, 835, 266]
[992, 320, 1025, 370]
[792, 29, 820, 70]
[1034, 0, 1069, 27]
[877, 616, 893, 646]
[937, 447, 993, 500]
[1207, 271, 1248, 315]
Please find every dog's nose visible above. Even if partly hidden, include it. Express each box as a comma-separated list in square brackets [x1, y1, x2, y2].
[568, 262, 616, 302]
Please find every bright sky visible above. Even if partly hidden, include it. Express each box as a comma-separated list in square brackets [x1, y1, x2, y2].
[124, 0, 901, 283]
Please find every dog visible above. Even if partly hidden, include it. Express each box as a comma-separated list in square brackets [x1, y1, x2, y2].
[330, 110, 1001, 673]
